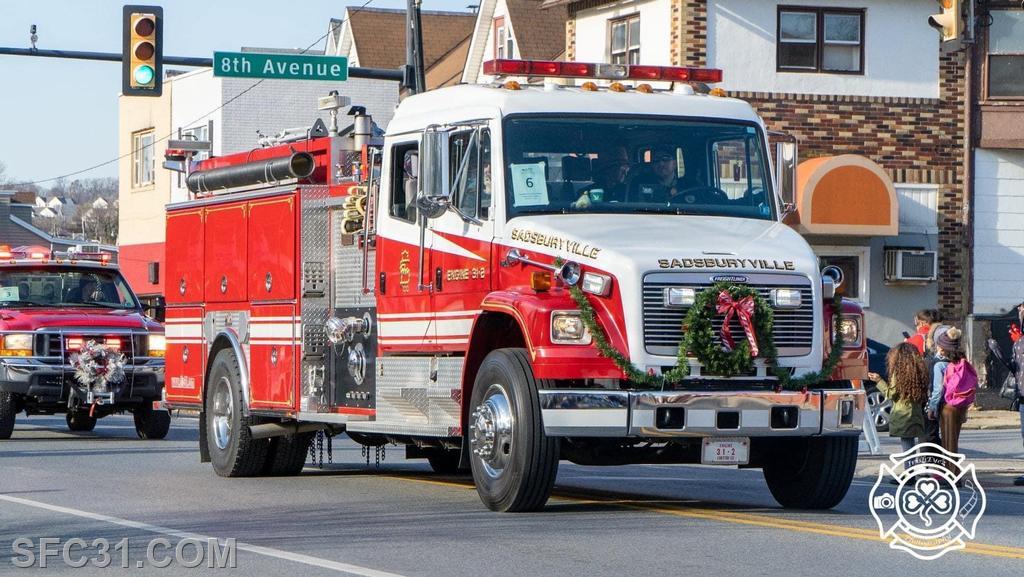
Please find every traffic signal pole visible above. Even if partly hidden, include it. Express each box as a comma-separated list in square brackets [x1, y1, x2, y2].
[0, 47, 406, 82]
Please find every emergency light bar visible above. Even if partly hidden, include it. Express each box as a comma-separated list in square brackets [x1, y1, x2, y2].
[482, 59, 723, 83]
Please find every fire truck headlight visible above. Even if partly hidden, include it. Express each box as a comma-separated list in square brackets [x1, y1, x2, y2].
[581, 272, 612, 297]
[551, 312, 591, 345]
[836, 315, 862, 349]
[148, 334, 166, 357]
[771, 288, 802, 308]
[1, 334, 33, 356]
[664, 287, 696, 308]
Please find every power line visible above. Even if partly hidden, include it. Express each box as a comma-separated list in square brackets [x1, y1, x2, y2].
[19, 0, 378, 187]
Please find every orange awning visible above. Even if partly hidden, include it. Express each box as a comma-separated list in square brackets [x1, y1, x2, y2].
[789, 155, 898, 236]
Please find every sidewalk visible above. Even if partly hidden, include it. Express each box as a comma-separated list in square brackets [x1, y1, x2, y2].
[963, 408, 1021, 430]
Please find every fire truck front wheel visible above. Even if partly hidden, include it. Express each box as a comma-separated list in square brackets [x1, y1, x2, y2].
[206, 350, 269, 477]
[0, 392, 17, 439]
[762, 435, 858, 509]
[469, 348, 559, 512]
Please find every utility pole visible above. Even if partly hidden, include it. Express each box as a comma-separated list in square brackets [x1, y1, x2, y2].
[406, 0, 426, 93]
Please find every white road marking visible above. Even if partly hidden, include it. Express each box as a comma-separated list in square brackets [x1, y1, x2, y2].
[0, 494, 408, 577]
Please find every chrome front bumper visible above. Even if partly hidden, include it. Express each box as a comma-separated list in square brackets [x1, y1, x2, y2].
[0, 358, 164, 395]
[538, 389, 864, 438]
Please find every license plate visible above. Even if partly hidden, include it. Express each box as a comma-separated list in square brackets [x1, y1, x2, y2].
[701, 437, 750, 465]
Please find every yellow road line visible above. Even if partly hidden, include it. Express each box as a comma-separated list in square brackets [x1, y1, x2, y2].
[384, 474, 1024, 560]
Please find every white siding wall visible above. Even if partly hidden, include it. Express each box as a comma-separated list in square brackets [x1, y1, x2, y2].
[476, 0, 517, 83]
[708, 0, 939, 98]
[573, 0, 671, 66]
[974, 149, 1024, 315]
[896, 184, 938, 234]
[168, 70, 222, 204]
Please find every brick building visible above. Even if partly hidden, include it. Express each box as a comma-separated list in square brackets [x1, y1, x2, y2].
[559, 0, 967, 348]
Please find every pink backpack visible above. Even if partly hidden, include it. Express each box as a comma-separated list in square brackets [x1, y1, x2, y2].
[943, 359, 978, 408]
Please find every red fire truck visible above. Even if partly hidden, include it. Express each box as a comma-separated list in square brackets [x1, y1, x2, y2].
[0, 245, 167, 439]
[163, 60, 866, 512]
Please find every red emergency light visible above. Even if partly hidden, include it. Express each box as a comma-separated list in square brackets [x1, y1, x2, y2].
[482, 59, 723, 84]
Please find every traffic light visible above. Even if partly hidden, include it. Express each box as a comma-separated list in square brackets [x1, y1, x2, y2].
[928, 0, 962, 45]
[122, 5, 163, 96]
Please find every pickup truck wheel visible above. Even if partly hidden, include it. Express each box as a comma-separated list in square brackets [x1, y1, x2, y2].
[469, 348, 559, 512]
[0, 392, 17, 439]
[66, 411, 97, 432]
[134, 403, 171, 440]
[263, 432, 314, 476]
[206, 349, 268, 477]
[762, 436, 858, 509]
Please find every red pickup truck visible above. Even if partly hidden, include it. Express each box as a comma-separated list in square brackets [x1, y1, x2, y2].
[0, 245, 167, 439]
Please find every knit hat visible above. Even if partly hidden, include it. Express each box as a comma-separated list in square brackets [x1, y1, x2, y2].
[935, 326, 962, 352]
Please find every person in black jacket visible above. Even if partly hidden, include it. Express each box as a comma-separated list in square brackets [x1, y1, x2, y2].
[1010, 302, 1024, 486]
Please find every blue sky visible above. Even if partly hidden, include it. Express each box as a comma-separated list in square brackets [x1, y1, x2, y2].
[0, 0, 472, 184]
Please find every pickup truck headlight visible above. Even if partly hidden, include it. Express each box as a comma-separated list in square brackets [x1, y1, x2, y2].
[148, 334, 166, 357]
[551, 312, 591, 345]
[1, 334, 33, 356]
[836, 316, 862, 348]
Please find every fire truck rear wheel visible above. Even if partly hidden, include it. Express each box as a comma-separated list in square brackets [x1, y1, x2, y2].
[468, 348, 559, 512]
[0, 392, 18, 439]
[66, 411, 97, 432]
[206, 349, 269, 477]
[263, 432, 314, 476]
[762, 435, 858, 509]
[133, 403, 171, 440]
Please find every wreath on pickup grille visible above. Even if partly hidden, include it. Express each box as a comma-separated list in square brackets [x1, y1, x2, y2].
[70, 340, 127, 393]
[565, 279, 845, 392]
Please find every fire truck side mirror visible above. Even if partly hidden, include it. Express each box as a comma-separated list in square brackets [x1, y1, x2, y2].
[771, 133, 798, 217]
[418, 129, 449, 204]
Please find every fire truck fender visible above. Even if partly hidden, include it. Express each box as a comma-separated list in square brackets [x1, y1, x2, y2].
[205, 330, 251, 417]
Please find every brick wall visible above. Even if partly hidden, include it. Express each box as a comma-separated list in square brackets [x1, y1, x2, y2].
[673, 0, 707, 67]
[728, 50, 969, 322]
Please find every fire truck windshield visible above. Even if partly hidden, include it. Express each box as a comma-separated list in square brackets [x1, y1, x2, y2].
[502, 115, 776, 220]
[0, 267, 138, 309]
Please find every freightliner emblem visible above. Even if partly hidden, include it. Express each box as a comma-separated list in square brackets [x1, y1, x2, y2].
[712, 275, 748, 283]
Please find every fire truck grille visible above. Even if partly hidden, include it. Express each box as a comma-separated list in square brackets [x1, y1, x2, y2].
[642, 276, 815, 358]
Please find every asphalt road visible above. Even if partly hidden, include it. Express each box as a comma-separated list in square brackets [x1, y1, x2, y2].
[1, 414, 1023, 576]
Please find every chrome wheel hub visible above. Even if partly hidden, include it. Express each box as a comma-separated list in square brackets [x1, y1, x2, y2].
[212, 377, 233, 450]
[470, 385, 514, 478]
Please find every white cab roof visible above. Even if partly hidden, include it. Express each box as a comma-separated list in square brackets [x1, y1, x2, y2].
[386, 84, 764, 135]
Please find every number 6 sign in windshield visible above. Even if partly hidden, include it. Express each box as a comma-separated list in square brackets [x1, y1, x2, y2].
[510, 162, 549, 207]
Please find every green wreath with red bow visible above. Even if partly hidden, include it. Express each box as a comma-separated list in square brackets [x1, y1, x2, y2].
[565, 280, 844, 391]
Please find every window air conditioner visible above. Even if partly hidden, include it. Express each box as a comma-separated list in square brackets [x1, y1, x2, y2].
[884, 248, 937, 283]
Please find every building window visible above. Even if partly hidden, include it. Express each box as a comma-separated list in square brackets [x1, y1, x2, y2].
[181, 124, 210, 161]
[777, 7, 864, 74]
[987, 9, 1024, 98]
[132, 129, 155, 188]
[610, 15, 640, 65]
[494, 17, 513, 59]
[814, 245, 870, 306]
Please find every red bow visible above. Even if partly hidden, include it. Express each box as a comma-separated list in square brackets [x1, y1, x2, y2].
[716, 291, 759, 357]
[1011, 324, 1022, 343]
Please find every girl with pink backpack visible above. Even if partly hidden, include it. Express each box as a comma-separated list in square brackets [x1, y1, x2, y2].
[927, 327, 977, 459]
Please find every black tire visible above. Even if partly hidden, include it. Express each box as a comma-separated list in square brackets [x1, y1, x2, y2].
[206, 349, 269, 477]
[134, 403, 171, 440]
[468, 348, 559, 512]
[425, 447, 467, 474]
[762, 436, 858, 509]
[263, 432, 314, 476]
[0, 392, 17, 439]
[66, 411, 97, 432]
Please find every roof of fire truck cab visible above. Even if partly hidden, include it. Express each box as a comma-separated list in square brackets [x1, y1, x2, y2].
[385, 84, 764, 135]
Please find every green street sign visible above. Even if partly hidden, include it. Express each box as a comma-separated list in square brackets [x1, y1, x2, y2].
[213, 51, 348, 81]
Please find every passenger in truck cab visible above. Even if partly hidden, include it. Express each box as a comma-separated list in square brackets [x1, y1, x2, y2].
[579, 145, 631, 203]
[67, 275, 111, 304]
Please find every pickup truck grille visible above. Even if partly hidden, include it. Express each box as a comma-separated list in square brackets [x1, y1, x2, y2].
[35, 333, 145, 362]
[642, 273, 815, 358]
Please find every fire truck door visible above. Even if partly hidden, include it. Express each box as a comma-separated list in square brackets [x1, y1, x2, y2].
[429, 128, 493, 351]
[375, 139, 436, 353]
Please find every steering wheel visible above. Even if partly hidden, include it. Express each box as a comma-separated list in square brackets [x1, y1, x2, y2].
[668, 185, 730, 205]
